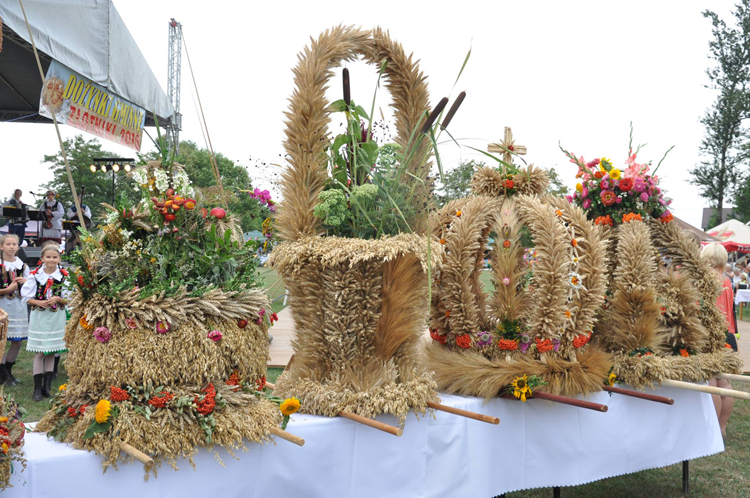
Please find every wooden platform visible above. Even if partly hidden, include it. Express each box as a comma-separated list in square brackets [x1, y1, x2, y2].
[268, 307, 295, 368]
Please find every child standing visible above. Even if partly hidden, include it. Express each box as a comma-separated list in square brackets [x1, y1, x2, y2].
[0, 234, 29, 386]
[21, 243, 69, 401]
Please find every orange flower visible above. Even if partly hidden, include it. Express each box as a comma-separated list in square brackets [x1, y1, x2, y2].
[456, 210, 462, 217]
[503, 240, 511, 248]
[504, 179, 514, 189]
[455, 334, 472, 349]
[622, 212, 642, 223]
[79, 315, 93, 330]
[564, 310, 572, 319]
[445, 310, 451, 318]
[498, 338, 519, 351]
[725, 343, 733, 349]
[594, 215, 613, 227]
[660, 213, 674, 224]
[555, 210, 562, 217]
[679, 349, 689, 358]
[571, 239, 578, 247]
[439, 238, 446, 245]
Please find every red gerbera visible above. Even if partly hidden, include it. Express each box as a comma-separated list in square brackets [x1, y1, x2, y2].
[618, 178, 633, 192]
[594, 171, 604, 179]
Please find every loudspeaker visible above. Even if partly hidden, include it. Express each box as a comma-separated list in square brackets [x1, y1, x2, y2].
[18, 247, 42, 267]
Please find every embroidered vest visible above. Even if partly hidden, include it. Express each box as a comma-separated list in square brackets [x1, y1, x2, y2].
[0, 261, 26, 299]
[30, 268, 68, 311]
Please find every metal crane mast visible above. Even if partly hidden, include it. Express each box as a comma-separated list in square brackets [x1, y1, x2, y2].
[166, 18, 182, 154]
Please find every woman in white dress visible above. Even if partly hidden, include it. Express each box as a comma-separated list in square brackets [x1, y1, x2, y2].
[38, 190, 65, 244]
[21, 243, 70, 401]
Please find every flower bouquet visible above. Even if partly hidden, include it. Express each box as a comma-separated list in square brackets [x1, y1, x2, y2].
[0, 390, 26, 490]
[269, 26, 453, 424]
[36, 157, 288, 474]
[561, 132, 742, 388]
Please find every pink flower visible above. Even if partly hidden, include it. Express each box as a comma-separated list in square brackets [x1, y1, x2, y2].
[566, 195, 574, 203]
[600, 180, 610, 190]
[156, 321, 171, 334]
[258, 308, 266, 317]
[94, 326, 112, 343]
[208, 330, 222, 342]
[502, 277, 511, 286]
[126, 318, 138, 330]
[634, 179, 646, 192]
[581, 188, 589, 197]
[640, 192, 650, 202]
[582, 199, 592, 209]
[615, 196, 622, 204]
[586, 158, 601, 169]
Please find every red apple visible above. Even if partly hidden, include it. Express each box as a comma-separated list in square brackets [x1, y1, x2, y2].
[210, 207, 227, 219]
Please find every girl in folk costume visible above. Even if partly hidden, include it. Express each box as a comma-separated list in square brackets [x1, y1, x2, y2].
[21, 243, 70, 401]
[39, 190, 65, 244]
[0, 234, 29, 386]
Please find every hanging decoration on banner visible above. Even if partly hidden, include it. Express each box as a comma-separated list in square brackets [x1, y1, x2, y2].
[39, 60, 145, 151]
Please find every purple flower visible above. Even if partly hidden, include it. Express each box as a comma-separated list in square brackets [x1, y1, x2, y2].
[519, 341, 530, 353]
[634, 179, 646, 192]
[156, 321, 171, 334]
[552, 338, 560, 352]
[474, 331, 492, 348]
[208, 330, 223, 342]
[258, 308, 266, 317]
[582, 199, 592, 209]
[94, 326, 112, 343]
[640, 192, 650, 202]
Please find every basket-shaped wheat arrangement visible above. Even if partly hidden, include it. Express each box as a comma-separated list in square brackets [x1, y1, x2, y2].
[270, 26, 446, 423]
[36, 162, 282, 475]
[426, 191, 613, 399]
[0, 309, 7, 346]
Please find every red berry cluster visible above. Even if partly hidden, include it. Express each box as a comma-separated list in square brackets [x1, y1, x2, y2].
[194, 383, 216, 415]
[110, 386, 131, 402]
[148, 391, 174, 408]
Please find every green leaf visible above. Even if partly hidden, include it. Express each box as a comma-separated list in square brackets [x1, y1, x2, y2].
[83, 420, 112, 440]
[329, 99, 348, 113]
[355, 105, 369, 120]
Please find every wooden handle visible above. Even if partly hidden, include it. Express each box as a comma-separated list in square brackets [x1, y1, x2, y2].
[269, 426, 305, 446]
[338, 411, 403, 436]
[427, 401, 499, 425]
[660, 379, 750, 400]
[715, 373, 750, 383]
[119, 442, 153, 465]
[499, 392, 608, 412]
[265, 381, 276, 390]
[601, 385, 674, 405]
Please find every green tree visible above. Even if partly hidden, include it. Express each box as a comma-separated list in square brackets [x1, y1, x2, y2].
[691, 1, 750, 223]
[42, 135, 138, 221]
[545, 167, 569, 196]
[436, 159, 482, 206]
[143, 141, 266, 232]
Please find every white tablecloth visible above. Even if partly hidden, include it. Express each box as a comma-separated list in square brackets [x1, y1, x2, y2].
[735, 288, 750, 305]
[5, 386, 722, 498]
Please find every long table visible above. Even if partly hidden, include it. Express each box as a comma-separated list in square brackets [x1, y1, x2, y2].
[5, 386, 722, 497]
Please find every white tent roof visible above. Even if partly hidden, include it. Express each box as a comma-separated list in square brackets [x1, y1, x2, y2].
[0, 0, 172, 120]
[706, 218, 750, 252]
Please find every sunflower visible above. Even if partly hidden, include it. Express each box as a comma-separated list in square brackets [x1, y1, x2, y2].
[95, 399, 112, 424]
[607, 372, 617, 387]
[280, 397, 301, 416]
[59, 383, 67, 392]
[512, 375, 532, 402]
[609, 168, 622, 180]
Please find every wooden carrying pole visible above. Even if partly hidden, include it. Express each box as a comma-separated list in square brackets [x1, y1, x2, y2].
[660, 379, 750, 400]
[715, 373, 750, 383]
[269, 427, 305, 446]
[426, 401, 500, 425]
[265, 382, 403, 436]
[601, 385, 674, 405]
[499, 393, 608, 412]
[120, 442, 154, 465]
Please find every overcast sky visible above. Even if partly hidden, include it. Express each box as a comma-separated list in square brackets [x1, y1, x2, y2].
[1, 0, 741, 229]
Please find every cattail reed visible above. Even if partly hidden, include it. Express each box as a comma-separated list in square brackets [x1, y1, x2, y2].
[420, 97, 449, 134]
[343, 68, 351, 105]
[441, 91, 466, 130]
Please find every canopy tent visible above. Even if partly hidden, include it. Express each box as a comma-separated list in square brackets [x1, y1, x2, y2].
[0, 0, 171, 126]
[706, 218, 750, 253]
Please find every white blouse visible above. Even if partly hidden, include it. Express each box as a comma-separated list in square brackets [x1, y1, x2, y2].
[21, 268, 71, 305]
[1, 258, 29, 279]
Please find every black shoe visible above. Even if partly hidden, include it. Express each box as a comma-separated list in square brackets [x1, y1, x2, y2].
[41, 372, 54, 398]
[33, 374, 43, 402]
[5, 362, 19, 386]
[52, 355, 61, 381]
[0, 364, 9, 386]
